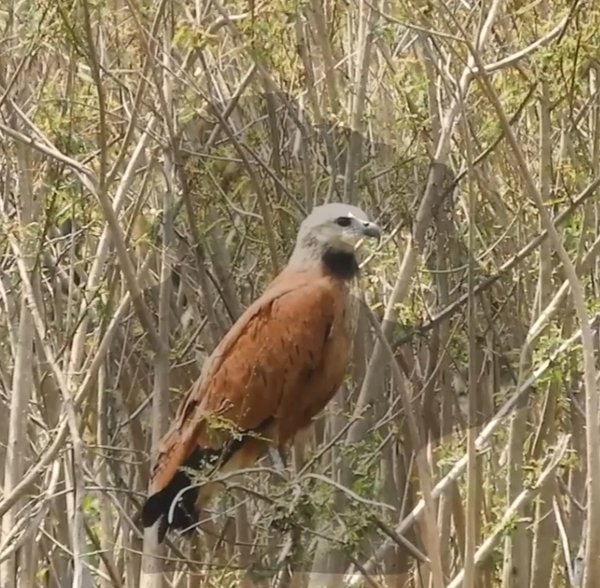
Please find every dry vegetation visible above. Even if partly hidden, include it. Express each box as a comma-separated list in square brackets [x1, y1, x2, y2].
[0, 0, 599, 586]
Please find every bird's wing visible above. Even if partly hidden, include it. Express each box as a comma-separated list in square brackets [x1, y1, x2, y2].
[148, 270, 345, 495]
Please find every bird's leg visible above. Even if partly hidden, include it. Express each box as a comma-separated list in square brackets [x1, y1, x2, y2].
[268, 446, 288, 475]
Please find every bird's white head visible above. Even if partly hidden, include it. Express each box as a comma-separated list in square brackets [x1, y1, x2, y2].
[298, 203, 381, 249]
[289, 203, 381, 279]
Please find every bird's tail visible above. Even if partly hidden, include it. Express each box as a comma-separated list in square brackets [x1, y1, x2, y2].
[142, 418, 275, 543]
[141, 447, 222, 543]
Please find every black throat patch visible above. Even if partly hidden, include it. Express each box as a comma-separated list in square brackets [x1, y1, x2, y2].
[322, 248, 359, 280]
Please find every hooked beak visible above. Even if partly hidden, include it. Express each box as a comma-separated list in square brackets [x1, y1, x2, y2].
[360, 220, 381, 241]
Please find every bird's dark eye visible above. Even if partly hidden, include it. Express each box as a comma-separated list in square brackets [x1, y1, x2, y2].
[335, 217, 352, 227]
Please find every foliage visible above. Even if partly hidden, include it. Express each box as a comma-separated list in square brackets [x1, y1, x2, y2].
[0, 0, 597, 586]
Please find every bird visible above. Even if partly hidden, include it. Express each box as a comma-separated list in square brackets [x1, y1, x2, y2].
[141, 202, 381, 543]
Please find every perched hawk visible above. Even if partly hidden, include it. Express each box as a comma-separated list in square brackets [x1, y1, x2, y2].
[141, 203, 381, 542]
